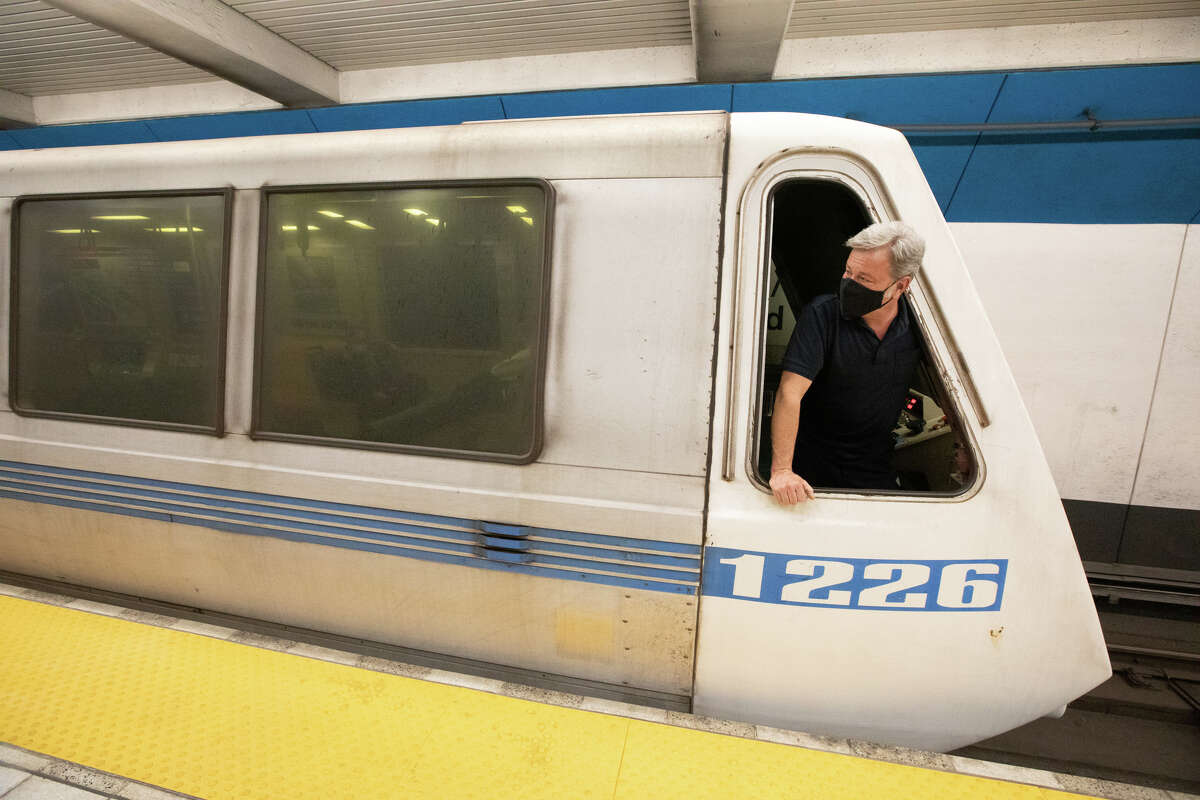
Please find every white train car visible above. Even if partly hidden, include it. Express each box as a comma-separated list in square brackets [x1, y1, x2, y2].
[0, 111, 1109, 751]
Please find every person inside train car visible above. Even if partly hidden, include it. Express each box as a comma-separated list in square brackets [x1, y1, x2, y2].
[769, 221, 926, 505]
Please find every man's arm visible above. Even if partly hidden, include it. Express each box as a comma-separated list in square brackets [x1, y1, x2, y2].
[769, 370, 816, 505]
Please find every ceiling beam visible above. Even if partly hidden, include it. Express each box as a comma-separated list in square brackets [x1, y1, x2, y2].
[0, 87, 36, 128]
[690, 0, 795, 82]
[42, 0, 340, 107]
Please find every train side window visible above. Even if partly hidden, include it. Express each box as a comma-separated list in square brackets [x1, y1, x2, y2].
[755, 178, 977, 495]
[11, 191, 231, 432]
[253, 181, 553, 463]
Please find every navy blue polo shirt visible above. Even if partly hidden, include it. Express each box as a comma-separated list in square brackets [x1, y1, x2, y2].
[781, 293, 921, 490]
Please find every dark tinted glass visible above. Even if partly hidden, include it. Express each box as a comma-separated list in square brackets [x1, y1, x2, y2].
[13, 194, 227, 429]
[256, 184, 549, 460]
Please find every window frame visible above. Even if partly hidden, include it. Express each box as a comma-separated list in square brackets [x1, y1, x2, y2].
[249, 178, 556, 465]
[746, 168, 985, 502]
[8, 187, 234, 435]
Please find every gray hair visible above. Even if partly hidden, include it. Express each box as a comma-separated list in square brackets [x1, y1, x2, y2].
[845, 221, 925, 280]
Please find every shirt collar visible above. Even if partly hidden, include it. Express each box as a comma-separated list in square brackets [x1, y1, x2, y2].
[850, 293, 911, 341]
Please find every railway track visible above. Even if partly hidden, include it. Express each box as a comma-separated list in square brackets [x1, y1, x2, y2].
[954, 580, 1200, 793]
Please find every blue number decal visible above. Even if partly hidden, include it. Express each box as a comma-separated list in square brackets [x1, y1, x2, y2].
[702, 547, 1006, 612]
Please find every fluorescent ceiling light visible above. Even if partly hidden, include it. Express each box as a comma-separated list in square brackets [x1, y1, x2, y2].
[49, 228, 98, 234]
[425, 218, 440, 226]
[345, 219, 374, 230]
[92, 215, 148, 220]
[506, 205, 527, 214]
[317, 210, 343, 218]
[521, 217, 534, 227]
[403, 208, 427, 216]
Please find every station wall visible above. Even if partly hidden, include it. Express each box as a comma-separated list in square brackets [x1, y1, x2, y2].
[2, 62, 1197, 569]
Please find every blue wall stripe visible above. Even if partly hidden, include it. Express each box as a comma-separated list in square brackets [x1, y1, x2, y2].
[732, 73, 1006, 125]
[904, 134, 979, 214]
[936, 74, 1006, 216]
[946, 128, 1200, 224]
[306, 95, 505, 132]
[9, 119, 159, 149]
[987, 64, 1200, 123]
[0, 130, 20, 150]
[3, 64, 1197, 223]
[146, 108, 317, 141]
[503, 83, 733, 118]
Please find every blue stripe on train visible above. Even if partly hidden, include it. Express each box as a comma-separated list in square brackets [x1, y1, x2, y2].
[0, 487, 697, 595]
[0, 461, 700, 595]
[0, 466, 698, 569]
[0, 460, 699, 556]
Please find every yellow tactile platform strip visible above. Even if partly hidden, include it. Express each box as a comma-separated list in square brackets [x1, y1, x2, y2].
[0, 595, 1093, 800]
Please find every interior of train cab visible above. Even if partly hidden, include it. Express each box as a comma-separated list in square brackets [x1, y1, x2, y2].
[755, 179, 977, 496]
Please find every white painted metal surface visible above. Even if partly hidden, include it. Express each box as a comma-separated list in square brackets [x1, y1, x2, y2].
[0, 112, 726, 696]
[952, 223, 1184, 507]
[691, 113, 1109, 751]
[0, 112, 725, 191]
[540, 177, 721, 475]
[1132, 225, 1200, 512]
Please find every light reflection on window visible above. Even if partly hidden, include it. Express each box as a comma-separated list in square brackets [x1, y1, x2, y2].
[14, 193, 228, 430]
[255, 184, 549, 461]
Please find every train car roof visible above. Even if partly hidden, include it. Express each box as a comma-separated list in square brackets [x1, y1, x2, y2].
[0, 111, 916, 196]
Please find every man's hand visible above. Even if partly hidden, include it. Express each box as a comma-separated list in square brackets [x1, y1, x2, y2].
[770, 469, 815, 505]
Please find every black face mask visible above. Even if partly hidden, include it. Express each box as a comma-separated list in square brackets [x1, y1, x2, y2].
[839, 276, 897, 319]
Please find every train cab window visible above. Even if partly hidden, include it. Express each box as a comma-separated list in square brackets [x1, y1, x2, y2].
[755, 179, 976, 495]
[253, 182, 552, 463]
[11, 191, 230, 432]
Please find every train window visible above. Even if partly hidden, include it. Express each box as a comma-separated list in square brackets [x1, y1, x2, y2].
[754, 178, 977, 496]
[253, 181, 552, 463]
[10, 191, 231, 432]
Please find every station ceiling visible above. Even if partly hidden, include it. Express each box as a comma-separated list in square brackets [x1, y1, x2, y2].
[1, 0, 1198, 127]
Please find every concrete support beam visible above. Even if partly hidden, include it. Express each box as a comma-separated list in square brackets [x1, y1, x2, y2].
[690, 0, 795, 82]
[0, 87, 36, 128]
[343, 46, 696, 104]
[774, 17, 1200, 79]
[42, 0, 339, 107]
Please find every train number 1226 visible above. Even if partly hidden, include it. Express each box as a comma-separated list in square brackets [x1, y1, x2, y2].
[702, 547, 1007, 612]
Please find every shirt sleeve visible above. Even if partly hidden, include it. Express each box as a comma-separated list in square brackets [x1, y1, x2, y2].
[780, 296, 833, 379]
